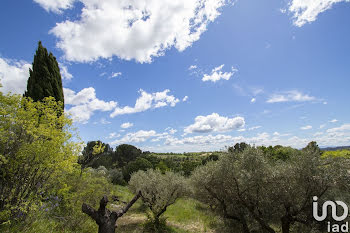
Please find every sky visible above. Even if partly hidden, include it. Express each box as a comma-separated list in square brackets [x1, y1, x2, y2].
[1, 0, 350, 152]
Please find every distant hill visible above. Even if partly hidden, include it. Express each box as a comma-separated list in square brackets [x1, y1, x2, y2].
[320, 146, 350, 151]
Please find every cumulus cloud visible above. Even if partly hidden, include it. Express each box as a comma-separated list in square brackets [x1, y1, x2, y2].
[329, 119, 338, 123]
[267, 90, 316, 103]
[250, 98, 256, 103]
[111, 130, 159, 145]
[184, 113, 245, 134]
[49, 0, 229, 63]
[182, 96, 189, 102]
[64, 87, 117, 123]
[59, 63, 73, 80]
[0, 58, 31, 94]
[300, 125, 312, 130]
[202, 65, 237, 82]
[287, 0, 350, 27]
[121, 122, 133, 129]
[110, 89, 180, 117]
[33, 0, 76, 13]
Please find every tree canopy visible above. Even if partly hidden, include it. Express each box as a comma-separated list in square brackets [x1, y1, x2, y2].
[24, 41, 64, 109]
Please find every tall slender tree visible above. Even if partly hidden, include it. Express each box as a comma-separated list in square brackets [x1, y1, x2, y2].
[24, 41, 64, 109]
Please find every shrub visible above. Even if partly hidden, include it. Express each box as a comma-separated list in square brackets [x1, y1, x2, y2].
[0, 93, 79, 224]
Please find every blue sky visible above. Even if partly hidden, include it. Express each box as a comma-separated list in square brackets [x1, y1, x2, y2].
[1, 0, 350, 152]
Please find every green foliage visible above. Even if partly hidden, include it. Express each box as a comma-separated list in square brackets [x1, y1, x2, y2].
[181, 160, 201, 176]
[129, 169, 186, 228]
[108, 168, 126, 185]
[155, 160, 169, 174]
[143, 216, 170, 233]
[322, 149, 350, 158]
[78, 141, 113, 169]
[0, 92, 79, 224]
[201, 153, 219, 165]
[259, 145, 297, 161]
[24, 41, 64, 109]
[191, 143, 350, 233]
[2, 168, 122, 233]
[123, 157, 153, 181]
[115, 144, 142, 167]
[228, 142, 248, 154]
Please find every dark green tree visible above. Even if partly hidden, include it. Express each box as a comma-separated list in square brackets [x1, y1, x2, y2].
[78, 141, 113, 170]
[114, 144, 142, 167]
[24, 41, 64, 109]
[122, 157, 153, 181]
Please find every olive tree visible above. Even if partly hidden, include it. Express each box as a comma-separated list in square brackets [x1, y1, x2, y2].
[191, 144, 350, 233]
[129, 169, 186, 226]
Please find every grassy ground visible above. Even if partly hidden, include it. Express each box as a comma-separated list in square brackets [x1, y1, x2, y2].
[111, 186, 223, 233]
[1, 185, 223, 233]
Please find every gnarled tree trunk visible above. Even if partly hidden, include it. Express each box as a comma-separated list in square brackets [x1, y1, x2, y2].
[82, 191, 141, 233]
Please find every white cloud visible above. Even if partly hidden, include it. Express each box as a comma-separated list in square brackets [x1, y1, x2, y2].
[314, 132, 323, 136]
[288, 0, 350, 27]
[33, 0, 76, 13]
[169, 129, 177, 134]
[202, 64, 237, 82]
[165, 134, 236, 146]
[111, 130, 158, 145]
[327, 124, 350, 133]
[273, 132, 290, 137]
[50, 0, 229, 63]
[121, 122, 133, 129]
[320, 124, 326, 129]
[110, 89, 180, 117]
[250, 98, 256, 103]
[0, 58, 31, 94]
[248, 126, 261, 131]
[143, 126, 350, 152]
[99, 72, 107, 77]
[110, 72, 122, 79]
[59, 63, 73, 80]
[188, 65, 197, 70]
[184, 113, 245, 134]
[267, 90, 316, 103]
[64, 87, 117, 123]
[329, 119, 338, 123]
[182, 96, 189, 102]
[107, 132, 120, 139]
[165, 127, 177, 135]
[300, 125, 312, 130]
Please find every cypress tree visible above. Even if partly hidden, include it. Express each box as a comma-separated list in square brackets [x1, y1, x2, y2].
[24, 41, 64, 109]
